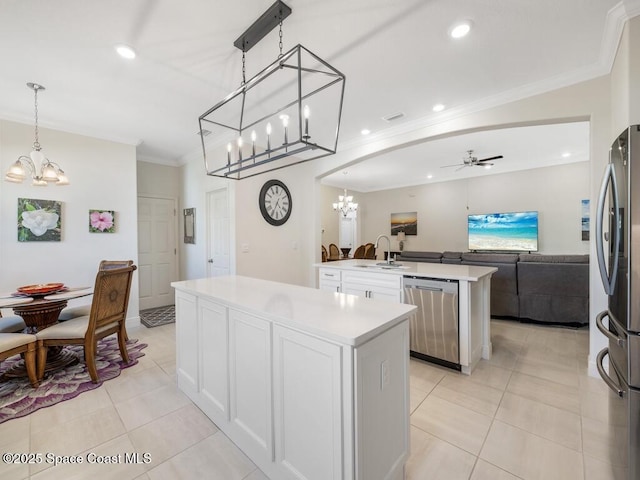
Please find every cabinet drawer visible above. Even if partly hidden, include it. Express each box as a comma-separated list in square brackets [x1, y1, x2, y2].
[342, 270, 402, 289]
[319, 268, 341, 282]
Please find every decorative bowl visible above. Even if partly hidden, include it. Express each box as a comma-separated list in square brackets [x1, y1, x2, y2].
[16, 283, 65, 296]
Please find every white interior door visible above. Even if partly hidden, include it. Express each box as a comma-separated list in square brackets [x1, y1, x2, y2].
[339, 212, 358, 253]
[138, 196, 177, 310]
[207, 187, 230, 277]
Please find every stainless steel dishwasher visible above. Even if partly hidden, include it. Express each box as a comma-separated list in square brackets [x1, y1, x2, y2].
[403, 276, 460, 370]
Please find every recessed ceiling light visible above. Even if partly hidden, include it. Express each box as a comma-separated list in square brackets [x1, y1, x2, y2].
[562, 152, 571, 158]
[484, 164, 492, 170]
[115, 44, 136, 59]
[450, 21, 472, 39]
[427, 174, 433, 179]
[361, 129, 371, 136]
[432, 104, 445, 112]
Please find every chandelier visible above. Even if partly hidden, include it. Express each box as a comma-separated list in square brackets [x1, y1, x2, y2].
[5, 83, 69, 186]
[199, 1, 346, 180]
[333, 189, 358, 216]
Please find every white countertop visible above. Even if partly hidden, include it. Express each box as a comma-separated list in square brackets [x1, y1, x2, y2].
[172, 275, 416, 347]
[316, 259, 497, 281]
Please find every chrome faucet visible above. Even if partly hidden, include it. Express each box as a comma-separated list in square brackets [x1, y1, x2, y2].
[375, 234, 392, 264]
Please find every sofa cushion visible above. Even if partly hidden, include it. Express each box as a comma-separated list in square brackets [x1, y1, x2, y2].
[461, 253, 519, 264]
[518, 253, 589, 264]
[396, 251, 442, 263]
[398, 251, 442, 259]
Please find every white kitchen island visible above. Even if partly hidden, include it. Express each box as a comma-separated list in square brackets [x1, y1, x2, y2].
[315, 259, 497, 374]
[172, 275, 416, 480]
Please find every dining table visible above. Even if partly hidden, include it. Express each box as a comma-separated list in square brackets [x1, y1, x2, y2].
[0, 285, 93, 378]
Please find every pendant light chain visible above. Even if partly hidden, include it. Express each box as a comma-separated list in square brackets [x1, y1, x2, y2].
[241, 50, 246, 86]
[33, 86, 41, 151]
[278, 19, 283, 58]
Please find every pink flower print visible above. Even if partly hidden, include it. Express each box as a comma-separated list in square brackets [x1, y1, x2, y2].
[90, 211, 114, 231]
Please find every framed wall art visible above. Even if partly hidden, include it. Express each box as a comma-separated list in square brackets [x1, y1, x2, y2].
[184, 208, 195, 244]
[390, 211, 417, 236]
[89, 210, 115, 233]
[18, 197, 62, 242]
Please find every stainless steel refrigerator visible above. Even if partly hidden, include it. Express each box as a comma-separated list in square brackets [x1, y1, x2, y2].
[595, 125, 640, 480]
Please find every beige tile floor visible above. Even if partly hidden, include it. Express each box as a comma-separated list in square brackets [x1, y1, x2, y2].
[0, 319, 626, 480]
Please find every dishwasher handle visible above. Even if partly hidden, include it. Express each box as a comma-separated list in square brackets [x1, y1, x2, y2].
[409, 285, 444, 292]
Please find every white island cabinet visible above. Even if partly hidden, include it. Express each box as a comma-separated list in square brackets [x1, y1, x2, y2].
[316, 260, 497, 375]
[172, 275, 416, 480]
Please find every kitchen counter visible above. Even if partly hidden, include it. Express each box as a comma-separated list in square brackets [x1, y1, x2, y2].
[314, 259, 496, 374]
[172, 275, 415, 480]
[172, 275, 415, 346]
[314, 258, 497, 281]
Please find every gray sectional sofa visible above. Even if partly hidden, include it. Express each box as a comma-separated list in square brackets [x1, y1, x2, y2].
[395, 250, 589, 326]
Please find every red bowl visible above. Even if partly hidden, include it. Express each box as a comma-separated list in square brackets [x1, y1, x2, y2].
[16, 283, 65, 296]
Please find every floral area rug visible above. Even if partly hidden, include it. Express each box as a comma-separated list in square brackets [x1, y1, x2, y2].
[0, 337, 146, 424]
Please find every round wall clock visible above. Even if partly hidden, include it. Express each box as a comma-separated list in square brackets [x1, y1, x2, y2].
[259, 179, 292, 226]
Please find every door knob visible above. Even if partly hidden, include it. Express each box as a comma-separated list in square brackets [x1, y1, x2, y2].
[208, 259, 213, 263]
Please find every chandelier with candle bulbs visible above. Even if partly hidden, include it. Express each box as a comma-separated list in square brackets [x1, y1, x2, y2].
[5, 83, 69, 186]
[333, 189, 358, 217]
[199, 1, 345, 180]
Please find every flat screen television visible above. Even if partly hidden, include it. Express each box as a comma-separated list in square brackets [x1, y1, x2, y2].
[468, 211, 538, 252]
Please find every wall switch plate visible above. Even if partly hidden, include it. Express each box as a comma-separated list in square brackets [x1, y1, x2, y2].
[241, 243, 250, 253]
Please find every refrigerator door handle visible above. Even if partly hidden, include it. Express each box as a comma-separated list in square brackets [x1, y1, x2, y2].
[596, 348, 625, 398]
[595, 310, 626, 347]
[595, 162, 620, 295]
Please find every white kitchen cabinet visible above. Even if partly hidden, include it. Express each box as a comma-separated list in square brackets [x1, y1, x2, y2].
[175, 290, 198, 397]
[173, 276, 415, 480]
[342, 269, 402, 303]
[273, 325, 344, 480]
[198, 298, 228, 423]
[228, 309, 273, 466]
[318, 267, 341, 292]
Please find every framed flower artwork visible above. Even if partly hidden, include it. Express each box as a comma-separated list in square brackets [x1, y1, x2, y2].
[89, 209, 115, 233]
[18, 198, 62, 242]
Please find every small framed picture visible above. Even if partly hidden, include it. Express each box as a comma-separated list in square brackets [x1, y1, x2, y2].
[89, 210, 115, 233]
[184, 208, 195, 244]
[18, 197, 62, 242]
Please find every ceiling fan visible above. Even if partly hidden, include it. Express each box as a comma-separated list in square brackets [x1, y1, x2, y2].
[441, 150, 504, 171]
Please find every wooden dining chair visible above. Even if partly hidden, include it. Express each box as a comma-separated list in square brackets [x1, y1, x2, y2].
[364, 243, 376, 259]
[0, 333, 39, 387]
[36, 263, 137, 383]
[58, 260, 135, 322]
[353, 245, 366, 259]
[328, 243, 340, 261]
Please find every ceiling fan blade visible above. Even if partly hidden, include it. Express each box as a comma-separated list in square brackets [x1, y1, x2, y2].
[477, 155, 503, 163]
[455, 165, 468, 172]
[440, 163, 464, 168]
[474, 162, 494, 167]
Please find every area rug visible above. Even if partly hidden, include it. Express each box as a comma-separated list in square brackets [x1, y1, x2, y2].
[0, 337, 146, 424]
[140, 304, 175, 328]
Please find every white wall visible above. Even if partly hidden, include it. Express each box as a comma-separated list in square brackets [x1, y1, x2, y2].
[0, 120, 139, 322]
[356, 162, 590, 256]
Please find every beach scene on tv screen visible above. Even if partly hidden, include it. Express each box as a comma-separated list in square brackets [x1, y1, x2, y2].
[468, 211, 538, 251]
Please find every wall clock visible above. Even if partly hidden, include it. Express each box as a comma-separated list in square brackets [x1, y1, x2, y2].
[259, 179, 292, 226]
